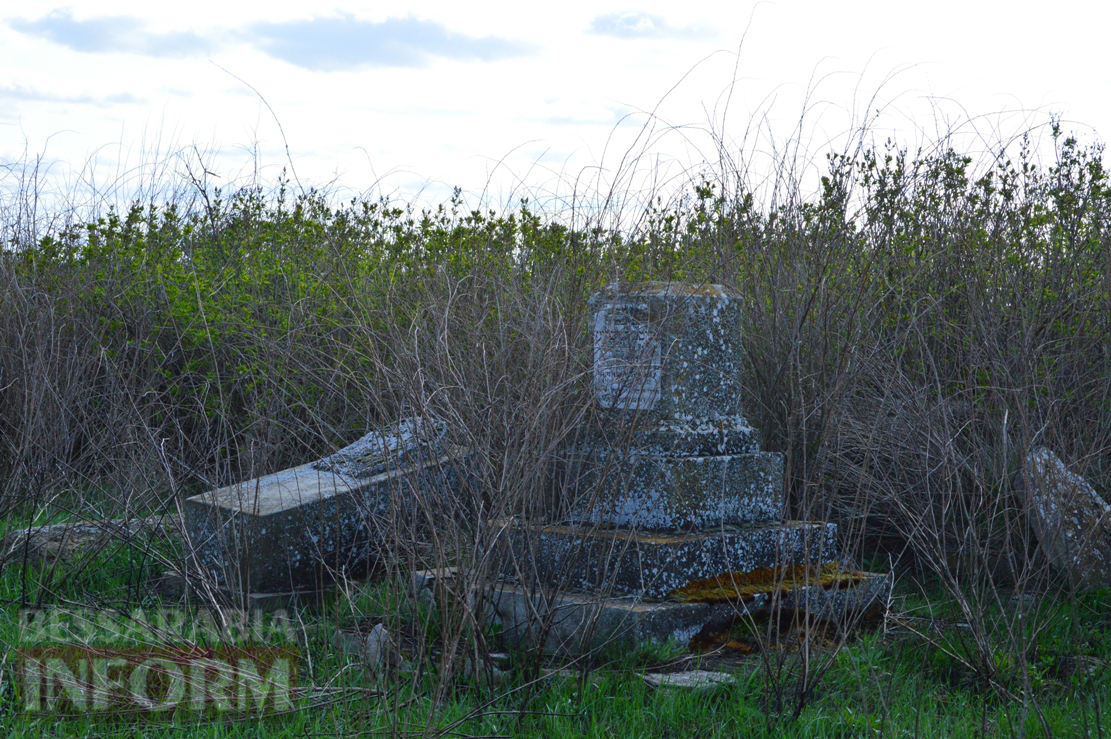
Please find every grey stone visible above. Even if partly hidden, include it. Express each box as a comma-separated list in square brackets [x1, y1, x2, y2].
[497, 519, 837, 600]
[643, 670, 735, 690]
[1, 514, 182, 570]
[151, 572, 327, 610]
[567, 450, 784, 529]
[411, 567, 460, 591]
[485, 572, 890, 655]
[590, 282, 746, 419]
[183, 450, 463, 593]
[313, 416, 446, 479]
[1023, 447, 1111, 591]
[334, 623, 408, 675]
[572, 415, 760, 458]
[463, 657, 509, 685]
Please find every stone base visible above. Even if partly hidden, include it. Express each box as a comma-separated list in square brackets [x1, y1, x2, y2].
[566, 451, 784, 529]
[485, 573, 890, 655]
[495, 519, 838, 600]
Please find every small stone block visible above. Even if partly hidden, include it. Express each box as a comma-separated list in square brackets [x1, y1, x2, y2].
[573, 414, 760, 457]
[496, 519, 837, 599]
[643, 670, 735, 690]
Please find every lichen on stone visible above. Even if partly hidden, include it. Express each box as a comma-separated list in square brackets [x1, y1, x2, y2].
[669, 562, 866, 604]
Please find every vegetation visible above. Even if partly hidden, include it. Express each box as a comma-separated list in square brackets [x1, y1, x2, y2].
[0, 114, 1109, 736]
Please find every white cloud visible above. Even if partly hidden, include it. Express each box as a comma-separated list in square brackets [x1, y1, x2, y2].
[247, 14, 529, 71]
[8, 8, 212, 57]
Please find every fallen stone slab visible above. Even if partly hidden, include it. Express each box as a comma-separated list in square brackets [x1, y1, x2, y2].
[1023, 447, 1111, 591]
[643, 670, 735, 690]
[1, 514, 182, 570]
[150, 570, 329, 610]
[183, 448, 466, 594]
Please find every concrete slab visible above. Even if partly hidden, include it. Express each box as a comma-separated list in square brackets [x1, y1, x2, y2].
[485, 572, 890, 655]
[495, 519, 838, 599]
[566, 451, 784, 529]
[183, 450, 464, 593]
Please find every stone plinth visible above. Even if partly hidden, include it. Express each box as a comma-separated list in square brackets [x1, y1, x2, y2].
[567, 450, 783, 529]
[485, 573, 891, 655]
[496, 519, 836, 600]
[590, 282, 745, 419]
[183, 451, 461, 593]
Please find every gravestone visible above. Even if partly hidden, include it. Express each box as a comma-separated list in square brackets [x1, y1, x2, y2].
[570, 283, 783, 530]
[487, 283, 888, 654]
[494, 282, 865, 609]
[183, 417, 463, 597]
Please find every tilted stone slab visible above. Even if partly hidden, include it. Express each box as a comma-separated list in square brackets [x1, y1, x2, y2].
[590, 282, 746, 419]
[183, 451, 462, 593]
[495, 519, 835, 600]
[567, 451, 784, 529]
[1023, 447, 1111, 591]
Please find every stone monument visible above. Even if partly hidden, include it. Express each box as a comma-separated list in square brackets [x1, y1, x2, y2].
[488, 282, 885, 651]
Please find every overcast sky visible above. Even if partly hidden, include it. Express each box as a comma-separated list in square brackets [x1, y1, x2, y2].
[2, 1, 1108, 212]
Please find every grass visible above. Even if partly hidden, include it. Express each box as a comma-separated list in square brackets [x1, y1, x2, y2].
[1, 538, 1110, 738]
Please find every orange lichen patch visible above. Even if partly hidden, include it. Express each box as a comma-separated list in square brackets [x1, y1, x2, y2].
[669, 562, 866, 604]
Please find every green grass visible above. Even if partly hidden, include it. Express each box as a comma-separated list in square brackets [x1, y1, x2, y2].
[2, 538, 1110, 738]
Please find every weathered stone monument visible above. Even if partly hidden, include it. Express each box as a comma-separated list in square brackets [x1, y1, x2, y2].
[488, 282, 886, 651]
[183, 418, 462, 602]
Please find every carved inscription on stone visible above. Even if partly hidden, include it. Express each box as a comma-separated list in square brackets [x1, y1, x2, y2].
[593, 302, 661, 411]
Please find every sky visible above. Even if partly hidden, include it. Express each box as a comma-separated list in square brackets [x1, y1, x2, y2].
[2, 1, 1109, 214]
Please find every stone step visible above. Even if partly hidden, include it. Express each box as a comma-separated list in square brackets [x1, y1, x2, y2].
[485, 572, 891, 655]
[566, 451, 784, 529]
[494, 519, 836, 600]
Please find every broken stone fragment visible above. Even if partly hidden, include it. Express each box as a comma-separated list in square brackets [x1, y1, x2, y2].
[333, 623, 411, 676]
[313, 416, 446, 479]
[1022, 447, 1111, 591]
[643, 670, 735, 690]
[0, 514, 182, 570]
